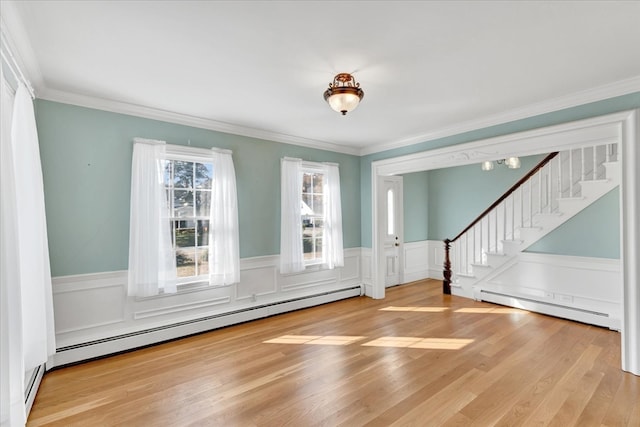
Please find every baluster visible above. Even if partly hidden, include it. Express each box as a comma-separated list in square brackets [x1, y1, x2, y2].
[503, 199, 507, 243]
[529, 179, 533, 227]
[511, 191, 522, 240]
[606, 143, 611, 163]
[581, 147, 586, 182]
[546, 165, 551, 213]
[569, 149, 574, 197]
[558, 152, 563, 198]
[460, 241, 464, 276]
[485, 216, 489, 261]
[520, 186, 524, 229]
[496, 210, 498, 252]
[479, 218, 483, 262]
[464, 233, 468, 275]
[538, 168, 542, 214]
[593, 145, 598, 180]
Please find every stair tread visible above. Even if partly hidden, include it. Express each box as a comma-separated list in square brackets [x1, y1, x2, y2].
[580, 178, 610, 184]
[471, 263, 491, 268]
[558, 196, 586, 201]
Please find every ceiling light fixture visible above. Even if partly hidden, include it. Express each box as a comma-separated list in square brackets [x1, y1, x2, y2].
[323, 73, 364, 116]
[481, 157, 521, 171]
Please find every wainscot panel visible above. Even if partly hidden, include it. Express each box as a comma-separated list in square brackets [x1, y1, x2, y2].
[51, 248, 363, 367]
[403, 241, 430, 283]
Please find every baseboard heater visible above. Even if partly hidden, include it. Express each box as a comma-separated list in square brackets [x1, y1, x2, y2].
[52, 285, 362, 367]
[25, 364, 44, 415]
[478, 289, 617, 330]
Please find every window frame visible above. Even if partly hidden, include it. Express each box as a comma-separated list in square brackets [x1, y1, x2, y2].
[301, 162, 327, 267]
[163, 144, 214, 287]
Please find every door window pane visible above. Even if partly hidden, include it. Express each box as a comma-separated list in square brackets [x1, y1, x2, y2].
[387, 188, 394, 236]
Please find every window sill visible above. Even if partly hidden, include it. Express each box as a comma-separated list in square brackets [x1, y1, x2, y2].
[134, 279, 232, 301]
[281, 262, 333, 276]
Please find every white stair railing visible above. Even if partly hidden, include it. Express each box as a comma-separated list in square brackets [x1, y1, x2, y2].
[442, 142, 618, 292]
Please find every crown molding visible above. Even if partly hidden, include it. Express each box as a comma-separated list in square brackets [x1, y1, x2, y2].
[360, 75, 640, 156]
[30, 76, 640, 159]
[38, 88, 360, 156]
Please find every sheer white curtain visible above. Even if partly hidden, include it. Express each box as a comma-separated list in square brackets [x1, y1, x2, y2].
[323, 163, 344, 269]
[128, 139, 177, 297]
[280, 158, 305, 274]
[208, 149, 240, 286]
[1, 80, 56, 427]
[1, 74, 25, 427]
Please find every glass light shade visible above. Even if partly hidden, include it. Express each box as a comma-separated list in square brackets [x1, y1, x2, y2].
[506, 157, 521, 169]
[481, 161, 494, 171]
[327, 92, 361, 115]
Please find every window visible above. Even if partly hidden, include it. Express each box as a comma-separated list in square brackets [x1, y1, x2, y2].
[280, 158, 343, 274]
[163, 158, 213, 283]
[128, 139, 239, 297]
[302, 168, 324, 265]
[387, 188, 395, 236]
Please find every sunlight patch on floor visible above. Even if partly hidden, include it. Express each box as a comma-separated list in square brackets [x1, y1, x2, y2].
[361, 337, 474, 350]
[379, 306, 449, 312]
[455, 307, 529, 314]
[263, 335, 365, 345]
[263, 335, 473, 349]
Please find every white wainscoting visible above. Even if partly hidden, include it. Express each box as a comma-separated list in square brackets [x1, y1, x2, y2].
[51, 248, 363, 367]
[473, 252, 622, 330]
[402, 240, 445, 282]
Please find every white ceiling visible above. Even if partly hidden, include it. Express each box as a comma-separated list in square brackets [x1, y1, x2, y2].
[4, 1, 640, 155]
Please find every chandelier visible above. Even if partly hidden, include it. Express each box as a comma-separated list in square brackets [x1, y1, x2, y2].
[323, 73, 364, 115]
[481, 157, 521, 171]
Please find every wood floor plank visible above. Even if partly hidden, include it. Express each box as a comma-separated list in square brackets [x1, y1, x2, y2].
[27, 279, 640, 426]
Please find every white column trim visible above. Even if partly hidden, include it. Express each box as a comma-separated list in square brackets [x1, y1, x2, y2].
[621, 109, 640, 375]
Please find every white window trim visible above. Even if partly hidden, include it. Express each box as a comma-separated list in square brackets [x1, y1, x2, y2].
[163, 147, 213, 288]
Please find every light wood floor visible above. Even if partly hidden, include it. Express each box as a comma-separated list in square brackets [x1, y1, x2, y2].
[28, 279, 639, 426]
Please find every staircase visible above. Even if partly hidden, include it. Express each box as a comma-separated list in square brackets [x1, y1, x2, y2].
[443, 142, 620, 326]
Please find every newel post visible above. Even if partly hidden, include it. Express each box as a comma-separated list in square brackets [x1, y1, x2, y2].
[443, 239, 452, 295]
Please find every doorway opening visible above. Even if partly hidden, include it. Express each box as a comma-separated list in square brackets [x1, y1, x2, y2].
[370, 110, 639, 375]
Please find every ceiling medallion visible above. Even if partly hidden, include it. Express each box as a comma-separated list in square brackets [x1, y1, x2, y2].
[323, 73, 364, 116]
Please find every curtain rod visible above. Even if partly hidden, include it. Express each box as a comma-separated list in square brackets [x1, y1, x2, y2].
[1, 27, 35, 99]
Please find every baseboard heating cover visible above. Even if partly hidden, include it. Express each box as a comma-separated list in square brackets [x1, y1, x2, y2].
[52, 286, 362, 367]
[25, 364, 45, 417]
[478, 289, 620, 330]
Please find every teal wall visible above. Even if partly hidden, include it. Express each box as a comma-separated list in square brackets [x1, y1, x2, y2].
[402, 171, 430, 242]
[35, 100, 361, 277]
[361, 92, 640, 250]
[526, 188, 620, 259]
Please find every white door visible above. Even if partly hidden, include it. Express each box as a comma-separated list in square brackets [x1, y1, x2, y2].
[382, 176, 403, 287]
